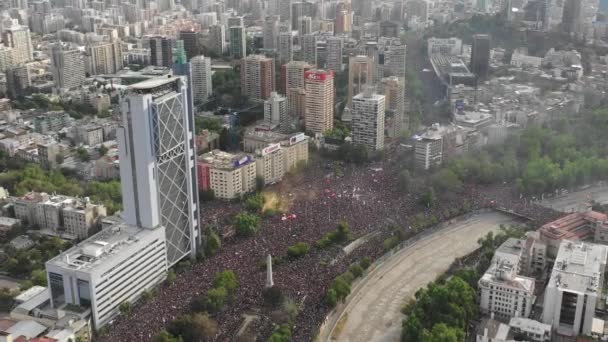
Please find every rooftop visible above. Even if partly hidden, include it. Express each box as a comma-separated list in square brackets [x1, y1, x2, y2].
[549, 240, 608, 294]
[46, 224, 159, 272]
[128, 76, 180, 90]
[508, 317, 551, 335]
[539, 211, 608, 241]
[244, 130, 288, 143]
[198, 150, 253, 170]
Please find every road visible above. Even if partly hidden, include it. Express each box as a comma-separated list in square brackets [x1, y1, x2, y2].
[539, 185, 608, 212]
[317, 211, 521, 342]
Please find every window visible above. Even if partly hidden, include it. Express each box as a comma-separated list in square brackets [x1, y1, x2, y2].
[78, 279, 91, 307]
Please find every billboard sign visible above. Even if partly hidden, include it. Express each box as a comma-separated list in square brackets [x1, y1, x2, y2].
[305, 70, 333, 81]
[233, 156, 251, 167]
[289, 133, 306, 145]
[261, 143, 281, 156]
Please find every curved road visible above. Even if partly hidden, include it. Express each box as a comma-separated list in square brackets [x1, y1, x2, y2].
[317, 211, 521, 342]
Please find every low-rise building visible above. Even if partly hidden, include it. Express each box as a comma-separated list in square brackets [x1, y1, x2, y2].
[197, 150, 256, 200]
[45, 224, 167, 329]
[539, 211, 608, 257]
[478, 238, 536, 320]
[508, 317, 551, 342]
[12, 192, 106, 239]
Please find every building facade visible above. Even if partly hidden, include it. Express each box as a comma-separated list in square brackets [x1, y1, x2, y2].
[240, 55, 275, 102]
[190, 55, 213, 104]
[352, 90, 385, 151]
[304, 69, 334, 134]
[118, 77, 199, 265]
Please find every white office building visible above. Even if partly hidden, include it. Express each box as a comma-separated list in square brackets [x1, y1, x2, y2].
[479, 238, 536, 320]
[542, 240, 608, 337]
[352, 89, 385, 151]
[191, 55, 213, 105]
[118, 77, 199, 266]
[45, 224, 167, 328]
[264, 92, 288, 130]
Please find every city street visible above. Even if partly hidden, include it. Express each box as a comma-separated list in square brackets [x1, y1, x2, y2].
[539, 185, 608, 212]
[318, 211, 520, 342]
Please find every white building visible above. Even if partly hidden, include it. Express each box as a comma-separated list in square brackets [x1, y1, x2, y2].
[508, 317, 551, 342]
[542, 240, 608, 337]
[198, 150, 256, 200]
[191, 55, 213, 105]
[118, 77, 199, 266]
[51, 44, 86, 93]
[478, 238, 536, 320]
[352, 89, 385, 151]
[326, 37, 343, 72]
[45, 224, 167, 328]
[427, 37, 463, 56]
[264, 92, 288, 130]
[2, 25, 33, 64]
[255, 143, 285, 185]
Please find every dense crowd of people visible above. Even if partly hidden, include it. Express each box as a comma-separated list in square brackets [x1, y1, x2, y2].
[100, 158, 563, 341]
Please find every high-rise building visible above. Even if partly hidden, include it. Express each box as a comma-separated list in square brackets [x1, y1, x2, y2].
[326, 37, 343, 72]
[281, 60, 311, 94]
[241, 54, 275, 102]
[227, 15, 244, 27]
[191, 55, 213, 105]
[229, 26, 246, 59]
[542, 240, 608, 336]
[209, 24, 226, 56]
[301, 34, 317, 66]
[334, 3, 352, 34]
[0, 46, 13, 72]
[263, 15, 280, 50]
[304, 69, 334, 134]
[118, 76, 199, 265]
[179, 30, 200, 60]
[378, 76, 407, 137]
[51, 44, 86, 93]
[5, 63, 31, 99]
[197, 150, 256, 199]
[385, 44, 406, 78]
[347, 55, 375, 110]
[278, 32, 293, 64]
[157, 0, 175, 11]
[352, 89, 385, 151]
[288, 87, 306, 127]
[264, 92, 288, 129]
[544, 0, 565, 30]
[470, 34, 491, 80]
[2, 25, 32, 64]
[280, 0, 292, 23]
[297, 16, 312, 35]
[291, 1, 314, 28]
[354, 0, 372, 18]
[148, 35, 174, 67]
[86, 40, 123, 75]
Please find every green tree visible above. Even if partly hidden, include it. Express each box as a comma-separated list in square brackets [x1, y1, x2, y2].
[76, 147, 90, 162]
[420, 188, 436, 208]
[119, 301, 132, 316]
[245, 192, 264, 212]
[325, 288, 338, 307]
[197, 286, 227, 313]
[267, 324, 291, 342]
[98, 145, 108, 156]
[167, 270, 177, 285]
[421, 323, 464, 342]
[233, 212, 260, 237]
[30, 269, 47, 286]
[0, 288, 15, 312]
[431, 169, 462, 193]
[204, 231, 221, 257]
[168, 313, 218, 341]
[286, 242, 309, 259]
[213, 270, 238, 294]
[153, 330, 184, 342]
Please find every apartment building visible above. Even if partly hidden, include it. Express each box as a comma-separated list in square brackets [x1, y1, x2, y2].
[197, 150, 256, 199]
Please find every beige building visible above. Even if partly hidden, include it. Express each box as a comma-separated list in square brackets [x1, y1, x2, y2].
[347, 55, 375, 111]
[198, 150, 256, 200]
[378, 76, 407, 137]
[86, 40, 122, 75]
[255, 143, 285, 185]
[74, 124, 104, 146]
[288, 88, 306, 124]
[304, 69, 334, 134]
[243, 130, 288, 153]
[280, 133, 309, 172]
[241, 55, 275, 102]
[62, 202, 107, 239]
[12, 192, 106, 238]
